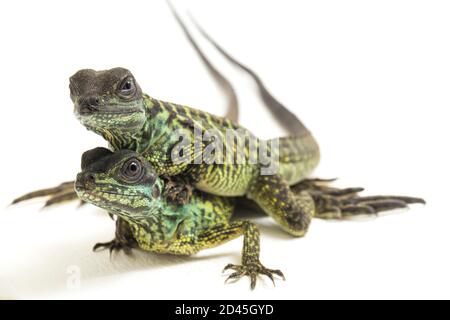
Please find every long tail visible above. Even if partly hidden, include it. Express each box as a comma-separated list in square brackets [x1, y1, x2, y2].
[185, 11, 320, 180]
[189, 13, 309, 137]
[167, 0, 239, 123]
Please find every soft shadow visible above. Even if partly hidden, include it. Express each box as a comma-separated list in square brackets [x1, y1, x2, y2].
[6, 225, 235, 297]
[4, 200, 309, 298]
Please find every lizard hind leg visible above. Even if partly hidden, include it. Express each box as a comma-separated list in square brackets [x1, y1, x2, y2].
[247, 174, 315, 237]
[148, 219, 283, 289]
[292, 178, 425, 220]
[11, 181, 84, 208]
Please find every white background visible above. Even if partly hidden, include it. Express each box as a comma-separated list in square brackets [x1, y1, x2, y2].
[0, 0, 448, 300]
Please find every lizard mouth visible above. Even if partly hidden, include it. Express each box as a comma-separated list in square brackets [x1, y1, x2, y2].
[75, 105, 146, 131]
[74, 180, 87, 191]
[77, 106, 141, 117]
[76, 185, 143, 200]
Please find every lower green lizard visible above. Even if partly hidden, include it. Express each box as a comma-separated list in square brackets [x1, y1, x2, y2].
[76, 147, 423, 289]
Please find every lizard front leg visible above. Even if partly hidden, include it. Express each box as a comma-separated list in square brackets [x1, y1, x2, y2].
[161, 174, 194, 206]
[156, 220, 283, 290]
[93, 217, 137, 256]
[219, 221, 285, 290]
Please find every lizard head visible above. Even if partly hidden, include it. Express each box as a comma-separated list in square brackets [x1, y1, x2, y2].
[70, 68, 147, 134]
[75, 147, 164, 223]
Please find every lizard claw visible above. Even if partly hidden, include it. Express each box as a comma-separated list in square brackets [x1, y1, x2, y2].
[223, 262, 285, 290]
[223, 263, 237, 273]
[93, 239, 133, 257]
[293, 178, 425, 219]
[224, 271, 243, 284]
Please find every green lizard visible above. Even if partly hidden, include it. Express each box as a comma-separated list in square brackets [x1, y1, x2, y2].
[14, 20, 325, 237]
[76, 147, 282, 288]
[63, 66, 319, 236]
[13, 26, 424, 238]
[66, 64, 425, 238]
[75, 147, 423, 289]
[13, 63, 423, 232]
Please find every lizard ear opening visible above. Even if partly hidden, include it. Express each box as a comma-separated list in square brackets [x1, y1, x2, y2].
[81, 147, 114, 170]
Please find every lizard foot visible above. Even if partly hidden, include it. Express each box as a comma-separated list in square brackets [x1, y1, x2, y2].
[93, 239, 133, 256]
[293, 179, 425, 219]
[11, 181, 84, 208]
[223, 261, 285, 290]
[93, 218, 137, 256]
[162, 176, 193, 205]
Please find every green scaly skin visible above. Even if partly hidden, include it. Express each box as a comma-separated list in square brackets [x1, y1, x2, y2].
[76, 147, 284, 289]
[68, 66, 320, 237]
[13, 68, 425, 236]
[68, 68, 424, 237]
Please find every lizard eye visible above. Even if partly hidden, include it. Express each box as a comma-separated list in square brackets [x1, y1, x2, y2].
[121, 158, 143, 183]
[118, 77, 136, 98]
[123, 81, 132, 90]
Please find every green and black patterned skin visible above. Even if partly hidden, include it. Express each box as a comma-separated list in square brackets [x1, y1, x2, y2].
[76, 147, 284, 288]
[70, 67, 321, 237]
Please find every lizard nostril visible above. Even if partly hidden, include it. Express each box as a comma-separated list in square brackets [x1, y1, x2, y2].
[78, 96, 100, 114]
[86, 96, 100, 107]
[75, 173, 96, 189]
[86, 174, 96, 184]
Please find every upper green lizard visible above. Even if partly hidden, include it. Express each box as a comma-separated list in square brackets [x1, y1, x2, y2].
[65, 65, 322, 236]
[13, 14, 424, 238]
